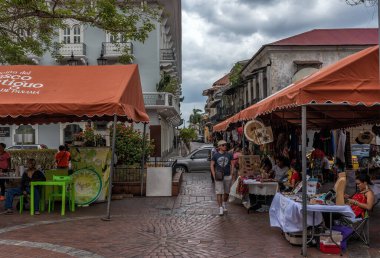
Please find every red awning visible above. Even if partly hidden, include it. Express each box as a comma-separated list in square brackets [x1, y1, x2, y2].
[0, 65, 149, 124]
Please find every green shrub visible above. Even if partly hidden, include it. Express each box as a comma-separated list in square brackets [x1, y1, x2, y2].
[8, 149, 56, 170]
[109, 123, 154, 166]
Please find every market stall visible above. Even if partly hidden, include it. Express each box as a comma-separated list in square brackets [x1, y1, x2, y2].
[214, 45, 380, 255]
[0, 65, 149, 219]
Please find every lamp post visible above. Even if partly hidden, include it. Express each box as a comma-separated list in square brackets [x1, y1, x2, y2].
[97, 49, 107, 65]
[67, 51, 79, 66]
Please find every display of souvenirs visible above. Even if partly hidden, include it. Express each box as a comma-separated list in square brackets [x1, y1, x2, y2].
[238, 155, 261, 177]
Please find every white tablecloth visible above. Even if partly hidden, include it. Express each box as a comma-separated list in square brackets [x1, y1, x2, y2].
[269, 193, 356, 233]
[243, 181, 278, 195]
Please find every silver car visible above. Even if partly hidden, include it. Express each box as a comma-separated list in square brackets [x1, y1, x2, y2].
[174, 145, 213, 173]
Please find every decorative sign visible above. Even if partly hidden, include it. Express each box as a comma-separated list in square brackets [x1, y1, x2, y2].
[0, 127, 10, 137]
[72, 168, 102, 206]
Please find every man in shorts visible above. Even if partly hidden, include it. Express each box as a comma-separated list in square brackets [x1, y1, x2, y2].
[210, 140, 233, 216]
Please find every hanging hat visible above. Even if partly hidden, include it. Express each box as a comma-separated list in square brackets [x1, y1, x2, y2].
[355, 131, 375, 144]
[244, 120, 265, 144]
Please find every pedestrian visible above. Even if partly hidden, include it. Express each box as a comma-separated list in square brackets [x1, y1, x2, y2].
[210, 140, 233, 216]
[0, 143, 11, 201]
[55, 145, 71, 169]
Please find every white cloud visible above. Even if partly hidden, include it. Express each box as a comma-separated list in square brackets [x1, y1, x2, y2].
[180, 0, 378, 123]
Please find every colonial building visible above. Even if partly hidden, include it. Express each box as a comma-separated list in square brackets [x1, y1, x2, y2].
[215, 28, 378, 124]
[1, 0, 182, 157]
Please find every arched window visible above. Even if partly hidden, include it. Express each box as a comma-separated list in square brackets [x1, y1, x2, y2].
[15, 125, 35, 144]
[73, 25, 81, 43]
[64, 124, 82, 144]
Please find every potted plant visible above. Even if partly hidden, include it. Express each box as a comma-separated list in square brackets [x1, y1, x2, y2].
[73, 132, 84, 146]
[83, 127, 95, 147]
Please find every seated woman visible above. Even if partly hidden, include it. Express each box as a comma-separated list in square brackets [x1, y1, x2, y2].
[4, 158, 46, 215]
[323, 174, 374, 227]
[284, 160, 301, 191]
[260, 157, 274, 179]
[346, 174, 375, 218]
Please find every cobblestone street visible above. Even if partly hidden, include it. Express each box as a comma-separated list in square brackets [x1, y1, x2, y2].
[0, 171, 379, 257]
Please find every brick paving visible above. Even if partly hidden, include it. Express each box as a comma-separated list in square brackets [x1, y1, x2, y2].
[0, 171, 379, 257]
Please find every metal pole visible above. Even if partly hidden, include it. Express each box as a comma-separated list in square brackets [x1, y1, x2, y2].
[102, 115, 117, 221]
[140, 123, 147, 197]
[301, 105, 307, 256]
[242, 121, 245, 153]
[378, 1, 380, 81]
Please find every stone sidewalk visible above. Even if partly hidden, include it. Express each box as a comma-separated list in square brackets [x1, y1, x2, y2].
[0, 172, 379, 257]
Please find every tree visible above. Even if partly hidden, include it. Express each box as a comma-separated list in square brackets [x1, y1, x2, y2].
[188, 108, 203, 134]
[345, 0, 377, 6]
[179, 127, 197, 149]
[229, 62, 244, 88]
[156, 71, 179, 95]
[0, 0, 160, 64]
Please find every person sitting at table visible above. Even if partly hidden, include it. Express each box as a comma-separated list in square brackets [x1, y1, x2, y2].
[4, 158, 46, 215]
[282, 159, 301, 191]
[272, 156, 289, 181]
[346, 174, 375, 217]
[0, 143, 11, 201]
[323, 174, 375, 227]
[55, 145, 71, 169]
[260, 157, 274, 179]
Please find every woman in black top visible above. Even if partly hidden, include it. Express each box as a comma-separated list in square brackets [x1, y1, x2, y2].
[4, 158, 45, 214]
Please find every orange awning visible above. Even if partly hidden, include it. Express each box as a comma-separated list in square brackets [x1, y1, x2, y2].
[0, 65, 149, 124]
[217, 45, 380, 130]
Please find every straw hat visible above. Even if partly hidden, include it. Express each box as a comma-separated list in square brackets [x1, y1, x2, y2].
[355, 131, 375, 144]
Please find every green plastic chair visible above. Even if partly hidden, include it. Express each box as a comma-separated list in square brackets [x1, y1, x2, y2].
[48, 175, 74, 213]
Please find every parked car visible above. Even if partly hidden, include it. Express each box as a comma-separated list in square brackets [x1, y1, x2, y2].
[6, 144, 48, 150]
[351, 144, 370, 168]
[174, 145, 213, 173]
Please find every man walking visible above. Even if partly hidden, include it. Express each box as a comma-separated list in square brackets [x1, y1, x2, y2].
[210, 140, 233, 216]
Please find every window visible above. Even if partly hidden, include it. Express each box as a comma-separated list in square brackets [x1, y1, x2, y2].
[107, 33, 127, 43]
[63, 27, 71, 44]
[73, 25, 81, 43]
[193, 149, 210, 159]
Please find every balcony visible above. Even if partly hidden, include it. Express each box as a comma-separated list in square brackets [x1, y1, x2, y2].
[143, 92, 181, 126]
[59, 43, 86, 56]
[160, 49, 175, 62]
[102, 42, 133, 57]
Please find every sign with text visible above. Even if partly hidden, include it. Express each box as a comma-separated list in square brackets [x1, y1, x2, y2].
[0, 127, 10, 137]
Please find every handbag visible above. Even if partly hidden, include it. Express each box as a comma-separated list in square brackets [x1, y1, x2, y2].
[215, 169, 224, 181]
[215, 154, 226, 181]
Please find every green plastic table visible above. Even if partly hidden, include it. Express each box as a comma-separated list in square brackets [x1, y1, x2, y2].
[30, 180, 75, 216]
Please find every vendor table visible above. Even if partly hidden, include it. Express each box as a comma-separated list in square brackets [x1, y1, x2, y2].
[30, 180, 75, 216]
[243, 180, 278, 195]
[269, 192, 356, 233]
[0, 176, 21, 179]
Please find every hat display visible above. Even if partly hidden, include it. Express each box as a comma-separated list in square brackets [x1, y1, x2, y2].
[217, 140, 227, 146]
[355, 131, 375, 144]
[244, 120, 265, 143]
[244, 120, 273, 145]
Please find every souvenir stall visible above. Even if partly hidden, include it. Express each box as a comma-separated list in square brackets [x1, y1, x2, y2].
[214, 45, 380, 255]
[0, 65, 149, 219]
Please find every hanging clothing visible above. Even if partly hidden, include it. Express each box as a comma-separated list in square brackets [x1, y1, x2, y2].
[336, 129, 346, 163]
[345, 131, 352, 169]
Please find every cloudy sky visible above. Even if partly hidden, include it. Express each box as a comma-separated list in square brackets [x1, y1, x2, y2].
[180, 0, 378, 125]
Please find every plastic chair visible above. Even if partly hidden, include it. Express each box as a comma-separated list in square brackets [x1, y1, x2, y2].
[48, 176, 73, 213]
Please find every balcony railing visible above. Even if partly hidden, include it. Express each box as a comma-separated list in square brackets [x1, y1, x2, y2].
[59, 43, 86, 56]
[160, 49, 175, 61]
[143, 92, 180, 115]
[102, 42, 133, 56]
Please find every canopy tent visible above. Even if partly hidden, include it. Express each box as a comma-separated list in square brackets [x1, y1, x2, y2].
[214, 45, 380, 132]
[212, 45, 380, 256]
[0, 64, 150, 220]
[0, 65, 149, 124]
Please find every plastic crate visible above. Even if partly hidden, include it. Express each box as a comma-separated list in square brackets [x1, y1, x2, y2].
[319, 241, 341, 254]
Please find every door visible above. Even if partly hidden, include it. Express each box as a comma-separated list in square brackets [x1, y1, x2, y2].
[189, 149, 211, 171]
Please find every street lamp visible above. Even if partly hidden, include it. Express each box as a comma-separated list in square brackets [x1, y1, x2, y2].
[97, 49, 107, 65]
[67, 51, 79, 66]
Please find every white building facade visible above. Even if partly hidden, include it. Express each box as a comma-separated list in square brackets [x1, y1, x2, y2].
[0, 0, 182, 157]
